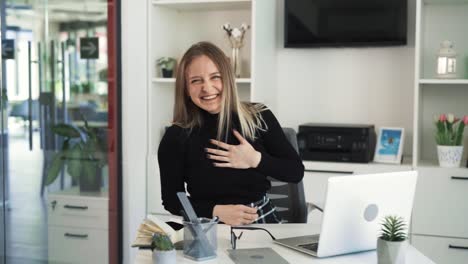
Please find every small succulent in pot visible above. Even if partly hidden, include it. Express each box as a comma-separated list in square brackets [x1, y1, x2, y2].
[377, 215, 408, 264]
[380, 215, 407, 242]
[152, 233, 175, 251]
[151, 233, 176, 264]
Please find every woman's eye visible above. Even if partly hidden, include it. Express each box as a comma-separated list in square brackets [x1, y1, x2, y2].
[191, 79, 202, 84]
[212, 76, 221, 80]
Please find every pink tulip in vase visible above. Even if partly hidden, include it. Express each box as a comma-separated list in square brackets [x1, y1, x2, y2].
[434, 114, 468, 167]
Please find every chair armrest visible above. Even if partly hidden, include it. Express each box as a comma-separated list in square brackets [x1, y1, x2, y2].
[306, 202, 323, 214]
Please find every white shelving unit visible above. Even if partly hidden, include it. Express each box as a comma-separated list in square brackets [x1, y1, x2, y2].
[147, 0, 277, 213]
[412, 0, 468, 263]
[413, 0, 468, 165]
[419, 79, 468, 84]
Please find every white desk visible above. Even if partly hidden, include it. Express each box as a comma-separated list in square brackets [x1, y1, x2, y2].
[134, 224, 435, 264]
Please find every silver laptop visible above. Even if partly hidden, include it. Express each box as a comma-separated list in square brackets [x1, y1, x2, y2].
[274, 171, 418, 258]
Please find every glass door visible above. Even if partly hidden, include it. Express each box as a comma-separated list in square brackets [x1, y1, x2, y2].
[1, 1, 9, 263]
[0, 0, 120, 263]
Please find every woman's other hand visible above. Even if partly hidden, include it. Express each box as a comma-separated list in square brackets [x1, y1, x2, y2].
[206, 130, 261, 169]
[212, 204, 258, 226]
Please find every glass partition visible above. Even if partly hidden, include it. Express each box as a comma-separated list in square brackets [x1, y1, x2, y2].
[0, 0, 120, 263]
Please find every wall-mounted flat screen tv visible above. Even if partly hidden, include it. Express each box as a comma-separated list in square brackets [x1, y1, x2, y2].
[285, 0, 407, 47]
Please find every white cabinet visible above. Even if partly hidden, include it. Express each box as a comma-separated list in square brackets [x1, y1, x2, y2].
[147, 0, 277, 214]
[411, 1, 468, 263]
[411, 165, 468, 263]
[412, 166, 468, 238]
[412, 235, 468, 264]
[47, 188, 109, 264]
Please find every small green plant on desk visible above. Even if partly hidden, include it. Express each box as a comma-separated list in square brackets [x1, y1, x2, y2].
[377, 215, 408, 264]
[152, 233, 176, 264]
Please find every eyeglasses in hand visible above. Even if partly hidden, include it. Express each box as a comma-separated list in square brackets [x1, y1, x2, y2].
[230, 226, 276, 250]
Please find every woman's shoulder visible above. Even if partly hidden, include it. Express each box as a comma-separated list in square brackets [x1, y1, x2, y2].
[244, 102, 276, 121]
[242, 102, 271, 116]
[161, 124, 190, 143]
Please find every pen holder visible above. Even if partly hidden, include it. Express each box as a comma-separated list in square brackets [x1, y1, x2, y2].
[183, 217, 218, 261]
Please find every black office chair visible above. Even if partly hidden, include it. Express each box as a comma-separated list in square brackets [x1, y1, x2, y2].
[9, 100, 39, 132]
[266, 127, 322, 223]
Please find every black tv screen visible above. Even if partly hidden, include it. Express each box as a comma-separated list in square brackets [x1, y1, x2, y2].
[285, 0, 407, 47]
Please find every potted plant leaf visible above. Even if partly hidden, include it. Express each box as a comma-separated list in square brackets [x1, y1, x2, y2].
[45, 117, 107, 192]
[152, 233, 176, 264]
[156, 57, 176, 78]
[377, 215, 408, 264]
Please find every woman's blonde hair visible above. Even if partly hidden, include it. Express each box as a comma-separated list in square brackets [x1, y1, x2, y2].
[173, 41, 266, 141]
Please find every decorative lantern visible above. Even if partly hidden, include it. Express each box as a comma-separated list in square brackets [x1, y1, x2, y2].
[436, 40, 457, 78]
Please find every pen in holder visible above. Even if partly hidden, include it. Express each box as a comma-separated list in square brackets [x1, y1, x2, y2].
[183, 217, 219, 261]
[176, 192, 218, 261]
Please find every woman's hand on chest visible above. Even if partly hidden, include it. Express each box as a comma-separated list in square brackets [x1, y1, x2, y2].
[205, 130, 261, 169]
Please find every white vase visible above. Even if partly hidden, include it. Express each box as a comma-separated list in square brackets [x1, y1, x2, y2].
[377, 238, 408, 264]
[231, 47, 241, 78]
[437, 145, 463, 168]
[153, 249, 176, 264]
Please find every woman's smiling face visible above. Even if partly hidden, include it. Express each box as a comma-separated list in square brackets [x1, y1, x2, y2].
[186, 55, 223, 114]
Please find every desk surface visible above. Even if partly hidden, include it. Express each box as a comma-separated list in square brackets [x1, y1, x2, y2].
[134, 224, 434, 264]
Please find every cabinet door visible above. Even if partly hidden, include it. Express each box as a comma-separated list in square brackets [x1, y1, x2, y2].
[412, 167, 468, 238]
[48, 195, 108, 229]
[48, 226, 108, 264]
[412, 235, 468, 264]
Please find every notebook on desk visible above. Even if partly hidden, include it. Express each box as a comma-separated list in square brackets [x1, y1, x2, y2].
[274, 171, 418, 258]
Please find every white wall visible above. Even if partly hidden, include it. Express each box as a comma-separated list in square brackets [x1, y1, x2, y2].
[121, 0, 147, 263]
[274, 0, 416, 157]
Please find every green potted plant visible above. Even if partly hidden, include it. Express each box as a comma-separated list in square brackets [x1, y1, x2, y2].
[377, 215, 408, 264]
[434, 113, 468, 167]
[156, 57, 176, 78]
[70, 83, 81, 95]
[81, 81, 94, 94]
[45, 118, 107, 192]
[151, 233, 176, 264]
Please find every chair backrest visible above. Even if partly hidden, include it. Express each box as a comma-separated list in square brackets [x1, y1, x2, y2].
[9, 100, 39, 120]
[266, 127, 307, 223]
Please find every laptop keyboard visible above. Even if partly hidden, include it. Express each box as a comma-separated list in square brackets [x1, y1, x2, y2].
[298, 242, 319, 252]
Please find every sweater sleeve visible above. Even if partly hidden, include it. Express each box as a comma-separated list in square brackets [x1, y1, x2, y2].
[158, 126, 216, 218]
[255, 109, 305, 183]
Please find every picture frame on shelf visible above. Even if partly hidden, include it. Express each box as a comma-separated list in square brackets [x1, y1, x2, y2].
[374, 127, 404, 164]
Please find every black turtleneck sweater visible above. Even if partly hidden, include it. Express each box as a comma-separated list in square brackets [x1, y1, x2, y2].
[157, 108, 305, 218]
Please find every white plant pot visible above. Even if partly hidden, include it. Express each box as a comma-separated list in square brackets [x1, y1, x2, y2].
[377, 238, 408, 264]
[437, 145, 463, 168]
[153, 249, 176, 264]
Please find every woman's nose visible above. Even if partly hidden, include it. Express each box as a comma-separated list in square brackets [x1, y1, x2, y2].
[201, 79, 213, 91]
